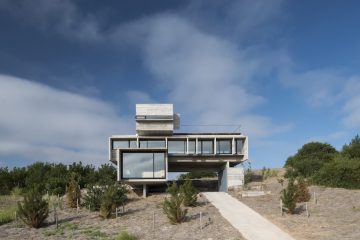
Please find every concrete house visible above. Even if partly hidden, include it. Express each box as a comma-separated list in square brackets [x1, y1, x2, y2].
[109, 104, 248, 196]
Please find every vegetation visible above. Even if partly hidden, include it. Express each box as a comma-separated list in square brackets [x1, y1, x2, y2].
[0, 205, 17, 225]
[116, 231, 138, 240]
[0, 162, 117, 196]
[100, 184, 128, 219]
[83, 186, 105, 211]
[280, 178, 298, 214]
[17, 188, 49, 228]
[180, 180, 198, 207]
[295, 177, 311, 203]
[178, 171, 217, 180]
[285, 142, 338, 178]
[163, 182, 187, 224]
[284, 135, 360, 189]
[66, 173, 81, 208]
[244, 162, 254, 184]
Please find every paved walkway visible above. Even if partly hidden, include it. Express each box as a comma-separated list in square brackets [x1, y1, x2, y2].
[202, 192, 295, 240]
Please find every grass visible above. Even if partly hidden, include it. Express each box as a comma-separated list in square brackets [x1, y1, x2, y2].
[81, 227, 108, 239]
[43, 222, 79, 237]
[115, 231, 138, 240]
[0, 204, 17, 225]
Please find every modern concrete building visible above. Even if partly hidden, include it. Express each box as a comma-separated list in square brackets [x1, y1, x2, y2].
[109, 104, 248, 196]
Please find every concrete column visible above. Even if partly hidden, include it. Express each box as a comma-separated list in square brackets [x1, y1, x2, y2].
[218, 162, 229, 192]
[116, 149, 120, 181]
[143, 184, 148, 198]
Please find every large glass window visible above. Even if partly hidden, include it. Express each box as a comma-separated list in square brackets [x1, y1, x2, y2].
[198, 139, 214, 154]
[139, 139, 165, 148]
[188, 140, 196, 154]
[112, 139, 137, 149]
[236, 139, 243, 154]
[168, 140, 186, 154]
[122, 152, 165, 179]
[217, 139, 232, 154]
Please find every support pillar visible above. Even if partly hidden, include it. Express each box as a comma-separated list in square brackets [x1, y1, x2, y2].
[218, 162, 229, 192]
[143, 184, 148, 198]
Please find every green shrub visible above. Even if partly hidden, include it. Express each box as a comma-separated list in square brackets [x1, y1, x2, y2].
[285, 142, 338, 178]
[163, 182, 187, 224]
[312, 156, 360, 189]
[0, 205, 17, 225]
[180, 180, 198, 207]
[83, 186, 105, 211]
[342, 135, 360, 159]
[178, 171, 217, 180]
[295, 177, 310, 203]
[280, 178, 298, 214]
[116, 231, 138, 240]
[17, 188, 49, 228]
[100, 184, 128, 219]
[66, 173, 81, 208]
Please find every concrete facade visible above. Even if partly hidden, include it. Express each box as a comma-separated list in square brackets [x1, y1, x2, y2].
[109, 104, 248, 195]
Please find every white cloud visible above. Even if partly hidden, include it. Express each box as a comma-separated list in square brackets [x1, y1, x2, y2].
[0, 74, 132, 166]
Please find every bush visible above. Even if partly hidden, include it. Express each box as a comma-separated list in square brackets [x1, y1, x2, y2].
[180, 180, 198, 207]
[116, 231, 138, 240]
[66, 173, 81, 208]
[100, 184, 128, 219]
[178, 171, 217, 180]
[17, 188, 49, 228]
[342, 134, 360, 159]
[0, 205, 17, 225]
[312, 156, 360, 189]
[285, 142, 338, 178]
[295, 177, 310, 203]
[83, 186, 105, 211]
[280, 178, 298, 214]
[163, 182, 187, 224]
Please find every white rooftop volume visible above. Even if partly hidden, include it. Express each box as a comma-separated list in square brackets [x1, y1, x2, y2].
[135, 104, 180, 135]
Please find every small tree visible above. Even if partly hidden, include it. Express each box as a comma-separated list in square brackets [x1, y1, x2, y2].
[66, 172, 81, 208]
[180, 180, 198, 207]
[83, 185, 105, 211]
[163, 182, 187, 224]
[17, 188, 49, 228]
[100, 184, 128, 219]
[295, 177, 310, 203]
[280, 178, 298, 214]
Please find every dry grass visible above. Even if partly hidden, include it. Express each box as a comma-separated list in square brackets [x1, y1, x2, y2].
[231, 170, 360, 240]
[0, 192, 244, 240]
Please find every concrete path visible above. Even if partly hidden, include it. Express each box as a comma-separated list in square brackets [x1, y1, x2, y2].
[202, 192, 295, 240]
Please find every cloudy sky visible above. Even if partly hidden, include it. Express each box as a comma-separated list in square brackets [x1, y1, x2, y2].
[1, 0, 360, 169]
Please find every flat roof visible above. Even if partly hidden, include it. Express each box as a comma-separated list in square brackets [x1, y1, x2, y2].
[173, 132, 241, 135]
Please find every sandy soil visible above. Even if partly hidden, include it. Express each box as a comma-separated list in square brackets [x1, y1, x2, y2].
[230, 173, 360, 240]
[0, 192, 244, 240]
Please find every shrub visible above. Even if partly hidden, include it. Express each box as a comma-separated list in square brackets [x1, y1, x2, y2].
[163, 182, 187, 224]
[83, 186, 105, 211]
[295, 177, 310, 202]
[180, 180, 198, 207]
[66, 173, 81, 208]
[0, 205, 17, 225]
[116, 231, 138, 240]
[342, 134, 360, 159]
[178, 171, 217, 180]
[100, 184, 128, 219]
[17, 188, 49, 228]
[280, 178, 298, 214]
[285, 142, 338, 178]
[312, 156, 360, 189]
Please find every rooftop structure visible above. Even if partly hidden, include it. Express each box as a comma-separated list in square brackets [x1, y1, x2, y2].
[109, 104, 248, 196]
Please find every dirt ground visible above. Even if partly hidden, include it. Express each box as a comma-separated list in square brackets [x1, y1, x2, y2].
[0, 192, 244, 240]
[230, 171, 360, 240]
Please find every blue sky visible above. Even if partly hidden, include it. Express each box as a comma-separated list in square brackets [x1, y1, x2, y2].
[0, 0, 360, 169]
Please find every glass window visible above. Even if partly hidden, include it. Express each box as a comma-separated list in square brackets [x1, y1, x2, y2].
[154, 153, 165, 178]
[112, 140, 129, 149]
[168, 140, 186, 154]
[188, 140, 196, 154]
[199, 140, 214, 154]
[217, 140, 232, 154]
[139, 139, 165, 148]
[236, 139, 243, 154]
[122, 152, 165, 179]
[129, 140, 137, 148]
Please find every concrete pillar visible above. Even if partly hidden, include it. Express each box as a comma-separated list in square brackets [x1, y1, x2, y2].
[218, 162, 229, 192]
[143, 184, 148, 198]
